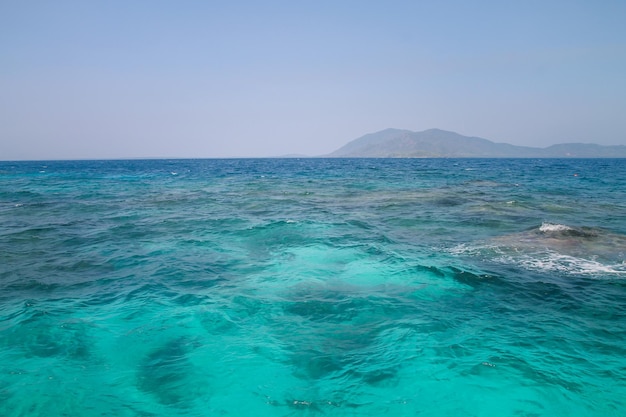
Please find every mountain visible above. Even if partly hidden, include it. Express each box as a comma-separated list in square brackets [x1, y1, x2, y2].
[327, 128, 626, 158]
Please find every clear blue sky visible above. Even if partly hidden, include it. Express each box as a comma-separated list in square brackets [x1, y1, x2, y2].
[1, 0, 625, 159]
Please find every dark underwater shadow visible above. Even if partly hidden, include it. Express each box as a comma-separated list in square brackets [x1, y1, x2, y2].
[3, 304, 94, 361]
[136, 336, 206, 407]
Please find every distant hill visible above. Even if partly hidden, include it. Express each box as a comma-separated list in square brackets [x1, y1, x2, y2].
[326, 128, 626, 158]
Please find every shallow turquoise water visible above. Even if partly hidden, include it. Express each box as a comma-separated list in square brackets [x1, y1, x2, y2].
[1, 158, 625, 416]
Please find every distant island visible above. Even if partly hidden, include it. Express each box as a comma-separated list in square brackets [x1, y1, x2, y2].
[325, 128, 626, 158]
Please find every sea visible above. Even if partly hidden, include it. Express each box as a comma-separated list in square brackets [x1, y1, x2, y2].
[1, 158, 625, 417]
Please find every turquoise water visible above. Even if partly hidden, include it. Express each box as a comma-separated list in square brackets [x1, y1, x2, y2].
[1, 158, 625, 416]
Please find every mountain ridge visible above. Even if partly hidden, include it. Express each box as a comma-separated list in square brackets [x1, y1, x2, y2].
[326, 129, 626, 158]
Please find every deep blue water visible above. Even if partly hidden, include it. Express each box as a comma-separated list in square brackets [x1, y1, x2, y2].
[1, 158, 625, 416]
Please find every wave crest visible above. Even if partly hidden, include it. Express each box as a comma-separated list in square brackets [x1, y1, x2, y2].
[451, 223, 626, 277]
[539, 222, 573, 233]
[538, 222, 598, 239]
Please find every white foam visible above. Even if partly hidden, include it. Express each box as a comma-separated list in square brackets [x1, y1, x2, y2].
[515, 250, 626, 276]
[539, 222, 573, 233]
[449, 243, 626, 277]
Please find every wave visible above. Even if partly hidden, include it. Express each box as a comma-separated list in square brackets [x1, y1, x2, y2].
[450, 223, 626, 276]
[539, 222, 575, 233]
[537, 222, 599, 238]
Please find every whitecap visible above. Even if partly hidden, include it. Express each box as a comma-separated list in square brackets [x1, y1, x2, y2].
[516, 250, 626, 276]
[450, 243, 626, 276]
[450, 223, 626, 277]
[539, 222, 573, 233]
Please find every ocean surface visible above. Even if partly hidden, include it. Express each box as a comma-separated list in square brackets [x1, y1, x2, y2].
[1, 158, 625, 417]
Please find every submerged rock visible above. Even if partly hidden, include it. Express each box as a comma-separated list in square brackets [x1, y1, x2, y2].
[136, 336, 204, 406]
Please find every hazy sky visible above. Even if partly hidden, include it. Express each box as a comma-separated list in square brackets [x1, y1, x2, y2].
[2, 1, 625, 160]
